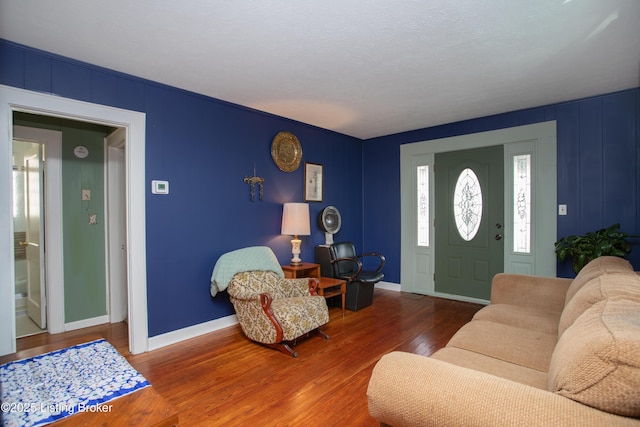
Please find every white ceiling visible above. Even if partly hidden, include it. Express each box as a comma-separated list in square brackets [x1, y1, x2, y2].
[1, 1, 638, 139]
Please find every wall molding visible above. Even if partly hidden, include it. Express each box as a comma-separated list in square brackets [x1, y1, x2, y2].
[375, 281, 401, 292]
[147, 283, 401, 352]
[65, 315, 110, 332]
[148, 314, 239, 351]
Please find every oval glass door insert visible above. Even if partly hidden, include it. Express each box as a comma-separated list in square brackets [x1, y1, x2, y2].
[453, 168, 482, 241]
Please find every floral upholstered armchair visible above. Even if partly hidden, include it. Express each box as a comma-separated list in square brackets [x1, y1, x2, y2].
[227, 270, 330, 357]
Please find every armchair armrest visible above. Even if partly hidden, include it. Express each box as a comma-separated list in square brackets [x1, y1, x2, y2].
[367, 351, 635, 427]
[357, 252, 385, 273]
[308, 277, 320, 296]
[490, 273, 572, 314]
[259, 293, 284, 343]
[278, 277, 318, 297]
[330, 256, 363, 281]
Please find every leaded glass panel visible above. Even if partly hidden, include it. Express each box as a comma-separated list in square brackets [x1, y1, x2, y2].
[453, 168, 482, 241]
[417, 165, 429, 246]
[513, 154, 531, 253]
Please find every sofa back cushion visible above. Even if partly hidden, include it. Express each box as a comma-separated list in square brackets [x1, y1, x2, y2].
[564, 256, 632, 306]
[549, 297, 640, 417]
[559, 271, 640, 336]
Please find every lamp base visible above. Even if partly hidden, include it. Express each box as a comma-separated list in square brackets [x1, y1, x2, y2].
[290, 238, 302, 265]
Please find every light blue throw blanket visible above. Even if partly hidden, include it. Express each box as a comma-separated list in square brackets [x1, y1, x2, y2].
[210, 246, 284, 297]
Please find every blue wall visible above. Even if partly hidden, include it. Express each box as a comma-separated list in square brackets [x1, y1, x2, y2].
[2, 39, 638, 337]
[363, 88, 640, 280]
[0, 40, 363, 336]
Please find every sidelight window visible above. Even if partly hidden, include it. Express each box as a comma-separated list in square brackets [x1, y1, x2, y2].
[513, 154, 531, 253]
[417, 165, 429, 247]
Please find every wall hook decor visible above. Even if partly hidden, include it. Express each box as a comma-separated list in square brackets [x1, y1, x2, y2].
[244, 167, 264, 202]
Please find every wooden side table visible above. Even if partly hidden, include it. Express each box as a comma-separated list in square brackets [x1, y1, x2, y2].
[281, 263, 345, 316]
[316, 277, 346, 317]
[281, 262, 320, 279]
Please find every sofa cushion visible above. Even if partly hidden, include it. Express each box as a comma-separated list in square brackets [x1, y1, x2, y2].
[564, 256, 632, 306]
[549, 298, 640, 417]
[559, 271, 640, 336]
[431, 347, 548, 389]
[446, 320, 557, 372]
[473, 304, 560, 335]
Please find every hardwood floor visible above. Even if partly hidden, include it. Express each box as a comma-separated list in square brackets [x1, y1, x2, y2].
[1, 289, 483, 426]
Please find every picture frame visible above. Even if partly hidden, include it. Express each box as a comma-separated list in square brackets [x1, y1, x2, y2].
[304, 162, 323, 202]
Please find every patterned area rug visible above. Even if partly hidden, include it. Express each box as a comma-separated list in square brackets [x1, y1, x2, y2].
[0, 339, 149, 427]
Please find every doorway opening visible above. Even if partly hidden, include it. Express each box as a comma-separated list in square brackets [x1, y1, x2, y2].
[0, 85, 148, 357]
[11, 118, 127, 342]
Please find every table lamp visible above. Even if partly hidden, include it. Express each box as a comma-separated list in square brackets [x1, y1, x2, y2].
[281, 203, 310, 265]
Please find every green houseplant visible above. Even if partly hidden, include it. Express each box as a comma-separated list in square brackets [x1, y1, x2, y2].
[554, 223, 638, 274]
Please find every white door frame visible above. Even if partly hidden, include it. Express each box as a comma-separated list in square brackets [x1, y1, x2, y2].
[400, 121, 557, 302]
[0, 84, 148, 356]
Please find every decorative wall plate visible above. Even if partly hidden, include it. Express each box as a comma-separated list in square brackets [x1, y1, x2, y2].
[271, 131, 302, 172]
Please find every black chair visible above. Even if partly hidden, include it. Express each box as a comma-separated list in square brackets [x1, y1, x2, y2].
[329, 242, 385, 311]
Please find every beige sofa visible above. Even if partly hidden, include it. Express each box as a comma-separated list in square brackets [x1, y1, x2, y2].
[367, 256, 640, 426]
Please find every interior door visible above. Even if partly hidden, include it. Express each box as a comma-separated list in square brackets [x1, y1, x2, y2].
[24, 142, 47, 329]
[434, 145, 504, 300]
[107, 128, 128, 323]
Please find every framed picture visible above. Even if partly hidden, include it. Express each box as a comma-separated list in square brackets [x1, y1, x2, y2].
[304, 162, 323, 202]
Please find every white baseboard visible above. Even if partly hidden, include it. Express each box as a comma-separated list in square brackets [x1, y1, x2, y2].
[65, 315, 110, 332]
[145, 281, 397, 352]
[375, 281, 401, 292]
[145, 282, 399, 352]
[147, 314, 238, 351]
[143, 282, 484, 353]
[374, 282, 489, 305]
[428, 291, 489, 305]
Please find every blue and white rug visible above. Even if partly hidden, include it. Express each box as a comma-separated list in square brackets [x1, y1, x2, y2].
[0, 339, 149, 427]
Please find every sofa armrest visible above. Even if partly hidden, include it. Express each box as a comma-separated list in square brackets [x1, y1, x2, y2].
[490, 273, 572, 313]
[367, 351, 638, 427]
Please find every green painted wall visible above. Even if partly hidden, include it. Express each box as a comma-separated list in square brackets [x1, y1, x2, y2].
[14, 113, 112, 323]
[60, 128, 107, 322]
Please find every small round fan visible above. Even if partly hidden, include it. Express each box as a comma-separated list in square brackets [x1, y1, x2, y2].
[318, 206, 341, 245]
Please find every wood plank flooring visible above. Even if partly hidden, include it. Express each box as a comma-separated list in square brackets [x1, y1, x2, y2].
[1, 289, 483, 426]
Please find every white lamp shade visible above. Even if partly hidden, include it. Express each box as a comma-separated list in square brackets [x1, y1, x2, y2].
[281, 203, 310, 236]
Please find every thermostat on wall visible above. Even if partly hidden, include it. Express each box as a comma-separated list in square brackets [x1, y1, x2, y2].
[152, 180, 169, 194]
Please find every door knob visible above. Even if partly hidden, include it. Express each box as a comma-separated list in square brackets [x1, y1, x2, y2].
[496, 223, 503, 229]
[495, 234, 502, 241]
[19, 241, 29, 246]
